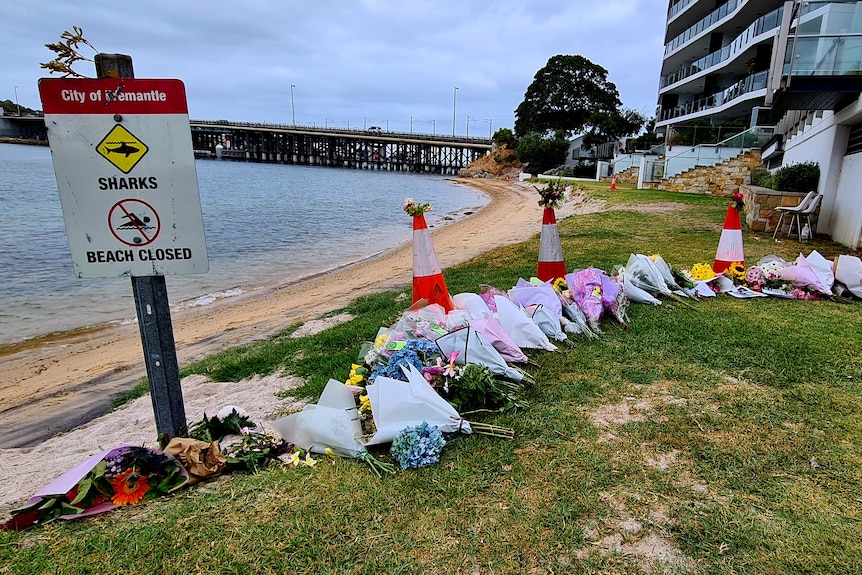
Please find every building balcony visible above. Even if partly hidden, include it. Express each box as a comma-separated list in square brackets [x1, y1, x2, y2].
[660, 6, 783, 90]
[659, 70, 769, 123]
[771, 2, 862, 112]
[773, 36, 862, 111]
[668, 0, 697, 22]
[665, 0, 749, 56]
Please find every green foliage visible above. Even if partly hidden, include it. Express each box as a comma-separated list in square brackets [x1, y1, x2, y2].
[491, 127, 517, 149]
[1, 100, 42, 117]
[546, 162, 597, 178]
[515, 130, 570, 174]
[772, 161, 820, 193]
[187, 409, 256, 442]
[625, 117, 663, 152]
[750, 168, 774, 189]
[445, 364, 523, 412]
[514, 54, 622, 138]
[582, 108, 645, 148]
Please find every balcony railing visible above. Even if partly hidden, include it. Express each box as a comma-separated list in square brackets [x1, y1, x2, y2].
[663, 126, 775, 178]
[668, 0, 697, 20]
[661, 6, 783, 88]
[784, 2, 862, 77]
[787, 35, 862, 76]
[666, 0, 745, 55]
[660, 70, 769, 121]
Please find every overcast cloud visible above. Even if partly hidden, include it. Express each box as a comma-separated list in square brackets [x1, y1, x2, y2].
[2, 0, 667, 135]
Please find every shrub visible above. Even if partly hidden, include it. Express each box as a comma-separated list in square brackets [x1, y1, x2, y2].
[571, 161, 597, 178]
[750, 168, 774, 189]
[492, 128, 518, 149]
[772, 161, 820, 193]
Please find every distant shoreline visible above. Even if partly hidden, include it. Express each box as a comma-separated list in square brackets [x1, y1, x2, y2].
[0, 137, 48, 146]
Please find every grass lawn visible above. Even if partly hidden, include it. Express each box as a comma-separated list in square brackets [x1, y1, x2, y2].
[2, 182, 861, 575]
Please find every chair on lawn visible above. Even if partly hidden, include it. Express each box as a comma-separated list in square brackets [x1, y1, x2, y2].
[771, 191, 816, 240]
[787, 193, 822, 242]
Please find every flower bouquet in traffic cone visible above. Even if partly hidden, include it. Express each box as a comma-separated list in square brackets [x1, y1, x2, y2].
[404, 198, 454, 311]
[714, 193, 745, 274]
[534, 181, 568, 281]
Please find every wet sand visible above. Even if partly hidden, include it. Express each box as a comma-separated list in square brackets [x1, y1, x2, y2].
[0, 178, 596, 448]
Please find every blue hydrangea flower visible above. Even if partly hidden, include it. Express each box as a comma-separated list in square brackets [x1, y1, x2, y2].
[390, 422, 446, 469]
[369, 339, 442, 382]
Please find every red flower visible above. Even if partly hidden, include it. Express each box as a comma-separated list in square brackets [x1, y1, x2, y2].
[111, 468, 150, 506]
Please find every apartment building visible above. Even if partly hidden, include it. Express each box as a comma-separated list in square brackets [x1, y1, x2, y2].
[657, 0, 862, 249]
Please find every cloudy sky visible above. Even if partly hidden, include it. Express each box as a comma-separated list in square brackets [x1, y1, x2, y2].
[3, 0, 668, 135]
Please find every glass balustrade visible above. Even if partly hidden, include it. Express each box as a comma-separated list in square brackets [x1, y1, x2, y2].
[668, 0, 697, 20]
[788, 36, 862, 75]
[660, 70, 769, 121]
[662, 6, 783, 88]
[784, 2, 862, 77]
[666, 0, 743, 55]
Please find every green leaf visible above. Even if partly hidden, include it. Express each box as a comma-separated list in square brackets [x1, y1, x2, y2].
[60, 502, 84, 515]
[37, 497, 62, 511]
[69, 479, 92, 505]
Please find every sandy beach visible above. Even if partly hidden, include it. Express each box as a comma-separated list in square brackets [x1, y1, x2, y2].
[0, 178, 600, 449]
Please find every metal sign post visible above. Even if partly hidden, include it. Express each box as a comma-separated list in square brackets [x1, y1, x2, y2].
[38, 54, 209, 438]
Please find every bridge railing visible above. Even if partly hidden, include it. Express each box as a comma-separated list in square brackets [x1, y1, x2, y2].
[190, 119, 492, 147]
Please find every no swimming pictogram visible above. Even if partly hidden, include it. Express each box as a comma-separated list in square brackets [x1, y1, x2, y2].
[108, 198, 161, 246]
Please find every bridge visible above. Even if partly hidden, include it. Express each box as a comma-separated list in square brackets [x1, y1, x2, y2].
[1, 115, 493, 174]
[190, 120, 493, 174]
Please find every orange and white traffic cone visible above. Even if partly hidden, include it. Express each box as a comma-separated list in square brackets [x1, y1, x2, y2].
[536, 207, 567, 281]
[412, 213, 454, 311]
[610, 175, 617, 190]
[713, 204, 745, 273]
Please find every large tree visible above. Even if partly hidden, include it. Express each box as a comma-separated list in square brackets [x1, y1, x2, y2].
[515, 130, 570, 175]
[582, 108, 646, 148]
[514, 54, 623, 139]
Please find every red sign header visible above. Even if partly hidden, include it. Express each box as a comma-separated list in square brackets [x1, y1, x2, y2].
[39, 78, 189, 115]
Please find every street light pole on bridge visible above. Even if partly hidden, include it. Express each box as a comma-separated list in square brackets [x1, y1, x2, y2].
[452, 86, 458, 137]
[466, 115, 477, 138]
[290, 84, 296, 126]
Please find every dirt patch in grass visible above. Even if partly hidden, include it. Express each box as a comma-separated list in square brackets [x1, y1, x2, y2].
[644, 448, 682, 471]
[589, 399, 650, 428]
[607, 202, 691, 214]
[290, 312, 354, 338]
[591, 489, 695, 574]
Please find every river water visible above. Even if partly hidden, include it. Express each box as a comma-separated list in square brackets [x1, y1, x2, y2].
[0, 143, 487, 347]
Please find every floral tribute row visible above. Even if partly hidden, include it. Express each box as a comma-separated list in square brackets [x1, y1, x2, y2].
[4, 194, 844, 530]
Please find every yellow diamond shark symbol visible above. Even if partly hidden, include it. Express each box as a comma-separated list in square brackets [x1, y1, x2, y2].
[97, 125, 148, 174]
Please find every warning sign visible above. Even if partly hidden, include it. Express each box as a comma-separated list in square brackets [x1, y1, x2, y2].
[97, 125, 149, 173]
[38, 77, 208, 278]
[109, 198, 160, 246]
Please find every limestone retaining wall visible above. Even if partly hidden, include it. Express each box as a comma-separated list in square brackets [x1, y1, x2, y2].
[659, 150, 762, 196]
[602, 151, 762, 197]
